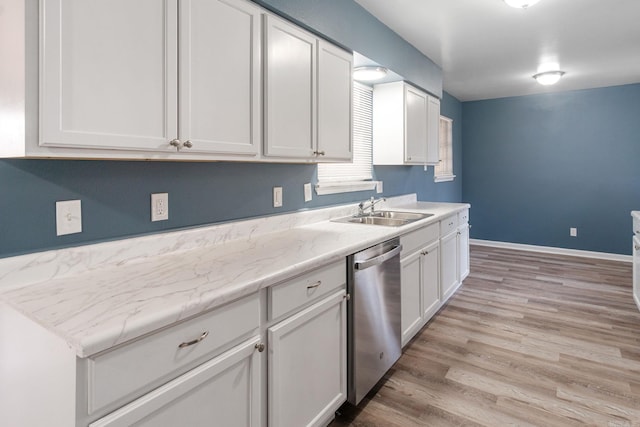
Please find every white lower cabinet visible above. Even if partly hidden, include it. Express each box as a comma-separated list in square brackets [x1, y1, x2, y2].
[440, 229, 459, 302]
[268, 290, 347, 427]
[90, 337, 262, 427]
[633, 234, 639, 311]
[400, 223, 440, 347]
[458, 222, 470, 282]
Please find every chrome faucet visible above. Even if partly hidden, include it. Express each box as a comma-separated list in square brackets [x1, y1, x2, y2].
[358, 197, 386, 216]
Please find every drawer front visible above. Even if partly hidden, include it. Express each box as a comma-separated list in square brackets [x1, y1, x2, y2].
[458, 208, 469, 224]
[269, 260, 345, 320]
[400, 222, 439, 257]
[440, 214, 459, 236]
[88, 292, 260, 414]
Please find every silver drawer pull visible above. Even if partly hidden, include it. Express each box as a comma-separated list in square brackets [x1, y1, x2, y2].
[635, 245, 640, 250]
[255, 343, 265, 352]
[307, 281, 322, 289]
[178, 331, 209, 349]
[313, 150, 326, 156]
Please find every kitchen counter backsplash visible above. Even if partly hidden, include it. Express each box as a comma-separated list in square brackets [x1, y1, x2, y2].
[0, 194, 469, 357]
[0, 195, 414, 292]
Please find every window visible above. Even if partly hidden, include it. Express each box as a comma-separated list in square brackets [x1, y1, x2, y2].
[434, 116, 455, 182]
[316, 82, 377, 195]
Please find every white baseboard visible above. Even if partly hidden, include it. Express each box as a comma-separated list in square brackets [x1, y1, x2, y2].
[470, 239, 632, 263]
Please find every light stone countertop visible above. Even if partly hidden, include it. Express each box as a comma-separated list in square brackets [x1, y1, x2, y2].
[0, 195, 469, 357]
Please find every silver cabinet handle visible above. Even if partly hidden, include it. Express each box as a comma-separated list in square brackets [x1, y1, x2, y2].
[344, 293, 351, 301]
[421, 250, 429, 256]
[635, 245, 640, 250]
[307, 281, 321, 289]
[183, 140, 193, 148]
[178, 331, 209, 348]
[255, 343, 265, 352]
[169, 139, 181, 148]
[313, 150, 325, 156]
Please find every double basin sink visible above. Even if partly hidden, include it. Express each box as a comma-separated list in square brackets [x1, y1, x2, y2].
[333, 211, 434, 227]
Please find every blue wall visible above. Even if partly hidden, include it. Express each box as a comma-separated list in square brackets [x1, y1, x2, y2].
[462, 83, 640, 255]
[0, 92, 462, 258]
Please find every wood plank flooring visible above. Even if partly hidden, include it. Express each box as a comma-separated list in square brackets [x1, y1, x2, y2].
[331, 244, 639, 427]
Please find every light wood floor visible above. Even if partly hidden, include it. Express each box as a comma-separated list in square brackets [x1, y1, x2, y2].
[331, 244, 640, 427]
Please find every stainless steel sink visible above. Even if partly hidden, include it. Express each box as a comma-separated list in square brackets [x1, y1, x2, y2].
[333, 211, 433, 227]
[372, 211, 433, 221]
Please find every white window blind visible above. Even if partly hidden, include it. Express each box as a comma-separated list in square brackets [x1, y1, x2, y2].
[317, 82, 373, 189]
[434, 115, 455, 182]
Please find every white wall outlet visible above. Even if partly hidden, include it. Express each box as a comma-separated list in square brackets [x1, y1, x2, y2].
[273, 187, 283, 208]
[570, 227, 577, 237]
[56, 200, 82, 236]
[151, 193, 169, 221]
[376, 181, 383, 194]
[304, 183, 312, 202]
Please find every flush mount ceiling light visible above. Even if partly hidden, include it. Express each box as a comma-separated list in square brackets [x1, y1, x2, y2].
[504, 0, 540, 8]
[533, 70, 565, 85]
[353, 66, 388, 82]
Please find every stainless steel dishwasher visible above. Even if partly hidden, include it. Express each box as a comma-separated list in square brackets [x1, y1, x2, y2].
[347, 237, 403, 405]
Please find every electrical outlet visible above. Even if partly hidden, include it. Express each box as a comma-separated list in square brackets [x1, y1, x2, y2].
[151, 193, 169, 221]
[376, 181, 383, 194]
[304, 183, 312, 202]
[273, 187, 283, 208]
[570, 227, 577, 237]
[56, 200, 82, 236]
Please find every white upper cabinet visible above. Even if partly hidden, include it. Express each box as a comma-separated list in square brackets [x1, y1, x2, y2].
[264, 15, 352, 162]
[264, 14, 317, 159]
[317, 40, 352, 161]
[178, 0, 261, 156]
[39, 0, 261, 158]
[427, 95, 441, 164]
[40, 0, 179, 152]
[373, 81, 439, 166]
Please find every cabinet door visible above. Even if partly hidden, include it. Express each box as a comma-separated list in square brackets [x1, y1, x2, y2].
[458, 224, 470, 282]
[317, 40, 352, 161]
[421, 240, 441, 322]
[90, 337, 262, 427]
[401, 252, 423, 347]
[264, 14, 316, 158]
[179, 0, 261, 156]
[426, 96, 440, 164]
[440, 231, 459, 302]
[633, 236, 639, 310]
[268, 291, 347, 427]
[404, 85, 428, 164]
[40, 0, 178, 151]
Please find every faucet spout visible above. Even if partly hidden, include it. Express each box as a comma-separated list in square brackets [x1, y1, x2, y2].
[358, 197, 386, 216]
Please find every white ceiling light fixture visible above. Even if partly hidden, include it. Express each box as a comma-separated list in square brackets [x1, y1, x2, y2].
[353, 66, 388, 82]
[503, 0, 540, 9]
[533, 70, 565, 85]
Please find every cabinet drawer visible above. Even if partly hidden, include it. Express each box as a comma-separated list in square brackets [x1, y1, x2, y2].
[400, 222, 439, 257]
[440, 215, 459, 237]
[458, 208, 469, 224]
[87, 293, 260, 414]
[269, 261, 345, 320]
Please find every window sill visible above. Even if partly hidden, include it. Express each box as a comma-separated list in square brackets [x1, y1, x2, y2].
[315, 181, 379, 195]
[434, 174, 456, 183]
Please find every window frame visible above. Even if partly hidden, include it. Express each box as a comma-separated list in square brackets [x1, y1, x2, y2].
[434, 115, 455, 183]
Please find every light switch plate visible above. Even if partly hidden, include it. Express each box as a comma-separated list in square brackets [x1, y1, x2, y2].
[304, 183, 312, 202]
[273, 187, 283, 208]
[56, 200, 82, 236]
[151, 193, 169, 221]
[376, 181, 383, 194]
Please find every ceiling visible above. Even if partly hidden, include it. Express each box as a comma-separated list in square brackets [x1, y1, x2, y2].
[354, 0, 640, 101]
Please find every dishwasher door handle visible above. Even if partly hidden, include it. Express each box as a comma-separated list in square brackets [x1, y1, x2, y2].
[354, 244, 403, 270]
